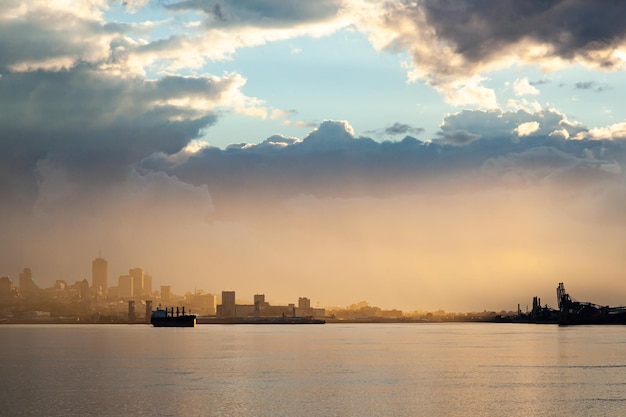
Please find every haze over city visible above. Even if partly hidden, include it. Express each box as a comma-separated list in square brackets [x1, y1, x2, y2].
[2, 1, 626, 312]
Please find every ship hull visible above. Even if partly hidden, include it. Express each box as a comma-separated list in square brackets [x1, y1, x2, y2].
[151, 315, 196, 327]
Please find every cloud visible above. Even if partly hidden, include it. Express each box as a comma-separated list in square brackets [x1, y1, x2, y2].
[0, 0, 269, 211]
[512, 77, 540, 96]
[529, 78, 550, 86]
[0, 66, 256, 206]
[120, 0, 150, 13]
[437, 130, 481, 146]
[0, 0, 281, 212]
[384, 122, 425, 136]
[348, 0, 626, 105]
[437, 108, 586, 142]
[165, 0, 345, 28]
[574, 81, 608, 92]
[137, 115, 626, 211]
[0, 1, 119, 72]
[515, 121, 540, 137]
[140, 0, 351, 68]
[574, 121, 626, 140]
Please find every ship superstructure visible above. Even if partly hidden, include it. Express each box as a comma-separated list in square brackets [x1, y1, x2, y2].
[151, 306, 196, 327]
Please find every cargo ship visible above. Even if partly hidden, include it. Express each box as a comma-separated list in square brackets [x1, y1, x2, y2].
[150, 306, 196, 327]
[557, 282, 626, 325]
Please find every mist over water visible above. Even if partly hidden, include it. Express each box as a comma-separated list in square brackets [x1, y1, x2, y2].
[3, 323, 626, 417]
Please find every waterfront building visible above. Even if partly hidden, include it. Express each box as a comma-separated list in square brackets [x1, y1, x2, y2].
[299, 297, 311, 310]
[217, 291, 324, 318]
[92, 256, 108, 297]
[254, 294, 269, 316]
[296, 297, 325, 318]
[220, 291, 236, 318]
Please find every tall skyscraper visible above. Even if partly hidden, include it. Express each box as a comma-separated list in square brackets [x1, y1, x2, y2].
[92, 256, 108, 297]
[129, 267, 144, 297]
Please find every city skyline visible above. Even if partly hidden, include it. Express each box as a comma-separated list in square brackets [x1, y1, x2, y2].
[0, 256, 610, 315]
[2, 2, 626, 312]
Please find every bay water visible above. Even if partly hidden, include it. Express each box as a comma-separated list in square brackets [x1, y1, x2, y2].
[2, 323, 626, 416]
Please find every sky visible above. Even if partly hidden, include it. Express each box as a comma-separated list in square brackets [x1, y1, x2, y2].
[2, 0, 626, 312]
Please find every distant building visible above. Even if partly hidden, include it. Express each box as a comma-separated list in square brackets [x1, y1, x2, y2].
[92, 256, 108, 297]
[160, 285, 171, 302]
[296, 297, 325, 317]
[0, 276, 14, 296]
[118, 275, 133, 298]
[129, 268, 144, 297]
[145, 300, 153, 323]
[77, 279, 90, 299]
[128, 300, 135, 322]
[144, 274, 152, 296]
[185, 292, 217, 315]
[299, 297, 311, 310]
[380, 309, 403, 319]
[254, 294, 268, 317]
[19, 268, 38, 294]
[219, 291, 236, 318]
[107, 286, 119, 299]
[217, 292, 324, 318]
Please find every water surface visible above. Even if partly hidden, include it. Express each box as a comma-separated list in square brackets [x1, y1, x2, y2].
[2, 323, 626, 416]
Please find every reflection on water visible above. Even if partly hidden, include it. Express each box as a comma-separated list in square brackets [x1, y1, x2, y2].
[2, 323, 626, 416]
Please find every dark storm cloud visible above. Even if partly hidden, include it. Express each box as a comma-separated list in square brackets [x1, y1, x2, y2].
[140, 118, 626, 210]
[419, 0, 626, 66]
[0, 2, 124, 72]
[0, 65, 231, 207]
[165, 0, 343, 27]
[361, 0, 626, 101]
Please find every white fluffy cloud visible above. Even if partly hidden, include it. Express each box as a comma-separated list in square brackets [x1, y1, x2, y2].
[515, 121, 540, 137]
[574, 121, 626, 140]
[512, 78, 540, 96]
